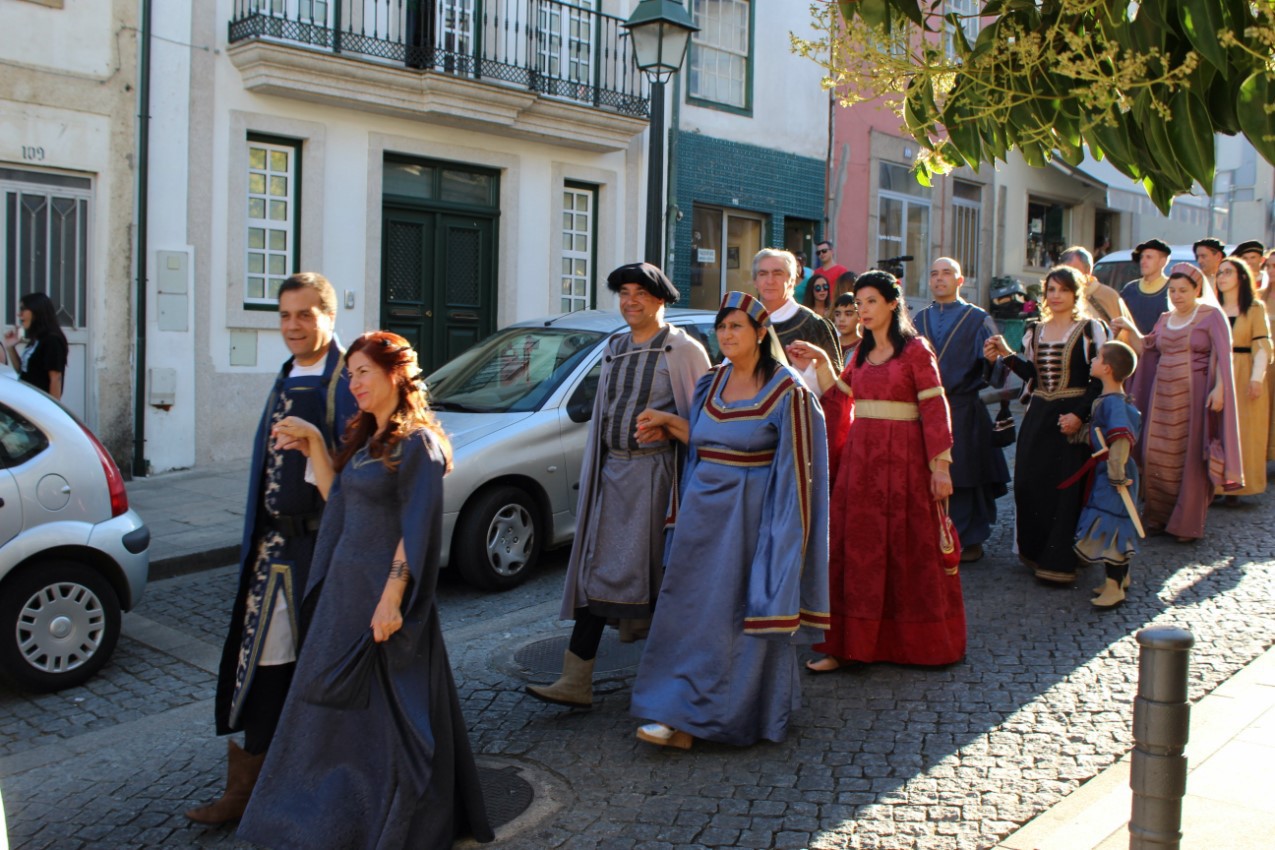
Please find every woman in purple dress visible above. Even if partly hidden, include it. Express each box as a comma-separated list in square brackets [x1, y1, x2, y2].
[1115, 263, 1243, 541]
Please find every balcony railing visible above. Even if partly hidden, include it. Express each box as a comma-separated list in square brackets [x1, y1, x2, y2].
[228, 0, 650, 118]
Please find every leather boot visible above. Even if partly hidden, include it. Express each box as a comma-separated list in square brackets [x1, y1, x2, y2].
[1092, 572, 1131, 595]
[1091, 578, 1126, 608]
[526, 650, 595, 708]
[185, 739, 265, 824]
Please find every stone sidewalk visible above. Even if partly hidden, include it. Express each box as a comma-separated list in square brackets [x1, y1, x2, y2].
[125, 458, 250, 578]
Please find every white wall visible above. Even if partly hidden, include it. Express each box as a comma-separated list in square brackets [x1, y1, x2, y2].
[677, 2, 828, 160]
[143, 1, 196, 472]
[0, 0, 114, 77]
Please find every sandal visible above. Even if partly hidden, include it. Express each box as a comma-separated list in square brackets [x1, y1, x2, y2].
[636, 723, 692, 750]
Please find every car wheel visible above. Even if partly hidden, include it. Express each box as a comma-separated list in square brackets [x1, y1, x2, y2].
[454, 485, 542, 591]
[0, 561, 122, 692]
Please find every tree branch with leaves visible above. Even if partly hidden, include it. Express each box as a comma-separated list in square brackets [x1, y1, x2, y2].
[794, 0, 1275, 214]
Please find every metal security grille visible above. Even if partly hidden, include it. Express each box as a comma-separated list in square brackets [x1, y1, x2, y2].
[385, 221, 424, 302]
[2, 170, 91, 330]
[445, 227, 481, 305]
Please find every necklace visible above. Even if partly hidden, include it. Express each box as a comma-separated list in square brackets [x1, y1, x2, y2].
[1166, 304, 1200, 330]
[866, 348, 893, 366]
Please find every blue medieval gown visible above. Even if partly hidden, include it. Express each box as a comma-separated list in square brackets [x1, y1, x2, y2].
[630, 364, 830, 746]
[238, 430, 492, 850]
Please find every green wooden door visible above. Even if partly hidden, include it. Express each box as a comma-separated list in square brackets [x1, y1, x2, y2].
[381, 207, 496, 373]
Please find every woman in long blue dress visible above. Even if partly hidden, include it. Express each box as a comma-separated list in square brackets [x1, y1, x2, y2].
[629, 291, 830, 749]
[238, 331, 492, 850]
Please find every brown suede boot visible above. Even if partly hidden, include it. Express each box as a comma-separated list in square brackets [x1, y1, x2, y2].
[526, 650, 595, 708]
[185, 739, 265, 824]
[1091, 578, 1127, 608]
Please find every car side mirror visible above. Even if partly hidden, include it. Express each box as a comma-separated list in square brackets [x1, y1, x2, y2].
[566, 373, 598, 423]
[566, 394, 592, 423]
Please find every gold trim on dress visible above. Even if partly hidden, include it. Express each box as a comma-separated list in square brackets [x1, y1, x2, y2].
[698, 447, 775, 467]
[917, 386, 945, 401]
[854, 399, 920, 420]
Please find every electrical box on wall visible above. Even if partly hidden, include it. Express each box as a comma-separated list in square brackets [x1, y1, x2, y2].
[149, 367, 177, 408]
[155, 250, 190, 332]
[230, 330, 258, 367]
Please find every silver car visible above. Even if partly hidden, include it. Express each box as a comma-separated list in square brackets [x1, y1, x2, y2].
[429, 308, 720, 590]
[0, 379, 150, 691]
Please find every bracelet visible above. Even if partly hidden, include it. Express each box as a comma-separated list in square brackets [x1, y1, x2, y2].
[389, 559, 411, 581]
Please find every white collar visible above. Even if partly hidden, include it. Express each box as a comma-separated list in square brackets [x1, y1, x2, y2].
[768, 299, 800, 323]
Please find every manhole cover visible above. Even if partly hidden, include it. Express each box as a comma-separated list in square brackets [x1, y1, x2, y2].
[514, 631, 645, 676]
[478, 764, 535, 828]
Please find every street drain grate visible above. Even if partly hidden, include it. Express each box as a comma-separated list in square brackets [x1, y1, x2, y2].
[478, 765, 535, 828]
[514, 632, 645, 676]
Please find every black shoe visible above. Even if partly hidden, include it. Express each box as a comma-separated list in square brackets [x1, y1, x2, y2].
[960, 543, 984, 563]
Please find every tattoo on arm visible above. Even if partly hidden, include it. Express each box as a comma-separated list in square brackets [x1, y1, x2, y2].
[389, 559, 411, 582]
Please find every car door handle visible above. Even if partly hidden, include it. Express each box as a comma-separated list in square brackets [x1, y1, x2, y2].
[61, 486, 72, 494]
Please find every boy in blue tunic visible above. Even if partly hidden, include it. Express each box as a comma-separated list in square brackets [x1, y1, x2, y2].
[1074, 341, 1143, 608]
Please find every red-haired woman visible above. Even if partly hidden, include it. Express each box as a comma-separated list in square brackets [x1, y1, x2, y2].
[239, 332, 492, 849]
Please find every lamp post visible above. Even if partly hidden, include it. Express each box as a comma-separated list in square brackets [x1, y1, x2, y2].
[623, 0, 697, 266]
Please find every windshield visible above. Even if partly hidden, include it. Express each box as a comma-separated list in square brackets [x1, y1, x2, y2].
[1093, 259, 1138, 289]
[426, 327, 607, 413]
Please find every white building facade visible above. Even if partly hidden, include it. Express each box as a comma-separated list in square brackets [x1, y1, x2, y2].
[144, 0, 656, 471]
[0, 0, 139, 463]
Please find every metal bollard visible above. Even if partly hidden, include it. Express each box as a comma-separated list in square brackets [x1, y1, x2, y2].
[1129, 626, 1194, 850]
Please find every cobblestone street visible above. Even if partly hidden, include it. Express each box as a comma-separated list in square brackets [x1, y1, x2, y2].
[2, 485, 1273, 849]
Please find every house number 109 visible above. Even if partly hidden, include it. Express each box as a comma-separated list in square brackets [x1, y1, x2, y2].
[21, 146, 46, 161]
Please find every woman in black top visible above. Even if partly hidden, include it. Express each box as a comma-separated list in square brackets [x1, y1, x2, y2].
[3, 293, 68, 398]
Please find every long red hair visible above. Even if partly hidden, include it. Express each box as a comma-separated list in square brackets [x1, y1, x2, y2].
[334, 331, 452, 473]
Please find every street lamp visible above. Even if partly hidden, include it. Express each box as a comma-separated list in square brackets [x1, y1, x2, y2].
[624, 0, 697, 266]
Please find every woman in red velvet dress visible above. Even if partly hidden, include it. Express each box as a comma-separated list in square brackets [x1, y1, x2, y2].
[789, 271, 964, 670]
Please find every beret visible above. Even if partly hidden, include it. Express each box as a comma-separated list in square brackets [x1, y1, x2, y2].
[1233, 240, 1267, 256]
[606, 262, 680, 304]
[1132, 238, 1171, 260]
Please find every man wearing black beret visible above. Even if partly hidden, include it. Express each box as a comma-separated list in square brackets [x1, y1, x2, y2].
[1193, 237, 1227, 291]
[529, 262, 710, 709]
[1234, 240, 1267, 288]
[1120, 238, 1172, 334]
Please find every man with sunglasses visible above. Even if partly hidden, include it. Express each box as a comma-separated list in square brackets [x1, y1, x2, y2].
[815, 240, 849, 286]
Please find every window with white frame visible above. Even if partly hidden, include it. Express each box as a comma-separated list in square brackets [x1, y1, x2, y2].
[945, 0, 981, 59]
[560, 183, 596, 313]
[688, 0, 750, 110]
[245, 138, 299, 306]
[876, 162, 931, 298]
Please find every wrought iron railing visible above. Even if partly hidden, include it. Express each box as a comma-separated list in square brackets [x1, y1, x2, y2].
[228, 0, 650, 118]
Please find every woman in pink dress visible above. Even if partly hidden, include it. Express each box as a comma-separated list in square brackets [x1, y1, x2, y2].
[1115, 263, 1243, 541]
[790, 271, 963, 670]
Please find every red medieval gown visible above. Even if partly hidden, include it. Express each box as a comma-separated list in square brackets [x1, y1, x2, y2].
[815, 337, 966, 666]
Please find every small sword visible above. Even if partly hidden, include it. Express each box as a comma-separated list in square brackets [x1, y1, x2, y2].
[1095, 427, 1145, 538]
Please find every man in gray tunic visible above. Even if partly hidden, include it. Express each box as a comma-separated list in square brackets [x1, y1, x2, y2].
[527, 263, 710, 708]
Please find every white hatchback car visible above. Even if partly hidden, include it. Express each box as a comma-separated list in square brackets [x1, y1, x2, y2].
[0, 379, 149, 691]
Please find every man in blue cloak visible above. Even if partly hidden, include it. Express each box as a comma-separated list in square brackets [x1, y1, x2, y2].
[186, 272, 356, 824]
[916, 258, 1010, 562]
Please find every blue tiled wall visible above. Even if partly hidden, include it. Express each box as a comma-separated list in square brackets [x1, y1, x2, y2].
[669, 131, 826, 304]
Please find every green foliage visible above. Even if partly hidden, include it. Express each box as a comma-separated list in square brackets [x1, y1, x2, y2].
[795, 0, 1275, 215]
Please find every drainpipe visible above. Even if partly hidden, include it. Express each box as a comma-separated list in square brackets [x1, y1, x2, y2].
[132, 0, 152, 477]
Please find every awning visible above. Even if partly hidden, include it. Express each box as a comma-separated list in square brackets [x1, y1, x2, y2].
[1049, 155, 1213, 215]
